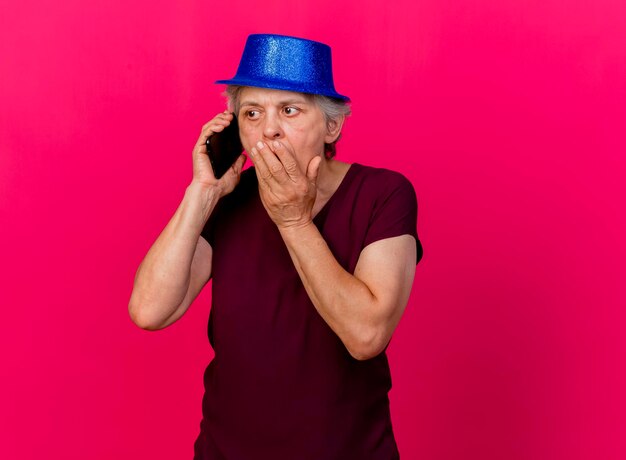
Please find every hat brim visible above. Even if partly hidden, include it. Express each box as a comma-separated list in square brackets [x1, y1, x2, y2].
[215, 77, 350, 102]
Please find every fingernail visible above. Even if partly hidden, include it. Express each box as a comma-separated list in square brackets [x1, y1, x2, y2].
[250, 147, 257, 156]
[273, 140, 281, 148]
[256, 141, 264, 150]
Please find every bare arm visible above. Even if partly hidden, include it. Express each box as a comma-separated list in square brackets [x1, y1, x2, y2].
[128, 183, 218, 330]
[128, 111, 246, 330]
[279, 225, 417, 360]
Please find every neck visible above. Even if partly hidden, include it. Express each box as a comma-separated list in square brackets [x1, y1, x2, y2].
[306, 156, 352, 218]
[315, 157, 352, 197]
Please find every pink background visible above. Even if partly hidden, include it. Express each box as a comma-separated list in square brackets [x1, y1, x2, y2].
[2, 0, 625, 458]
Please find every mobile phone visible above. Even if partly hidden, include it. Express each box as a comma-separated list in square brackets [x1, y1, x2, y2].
[205, 114, 244, 179]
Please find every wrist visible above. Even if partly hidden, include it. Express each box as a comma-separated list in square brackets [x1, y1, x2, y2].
[277, 219, 315, 238]
[186, 180, 221, 222]
[189, 178, 222, 195]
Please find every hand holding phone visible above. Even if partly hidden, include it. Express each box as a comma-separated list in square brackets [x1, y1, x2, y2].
[206, 114, 244, 179]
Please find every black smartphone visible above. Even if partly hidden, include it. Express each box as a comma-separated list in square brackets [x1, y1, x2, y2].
[205, 114, 244, 179]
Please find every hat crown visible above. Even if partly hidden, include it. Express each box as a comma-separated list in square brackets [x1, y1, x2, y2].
[216, 34, 349, 101]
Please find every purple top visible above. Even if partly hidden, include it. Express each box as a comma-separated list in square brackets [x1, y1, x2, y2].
[194, 163, 423, 459]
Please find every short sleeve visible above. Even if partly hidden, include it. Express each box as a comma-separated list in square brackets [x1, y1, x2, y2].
[362, 172, 424, 265]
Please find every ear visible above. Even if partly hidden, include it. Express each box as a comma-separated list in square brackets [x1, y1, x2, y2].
[324, 115, 345, 144]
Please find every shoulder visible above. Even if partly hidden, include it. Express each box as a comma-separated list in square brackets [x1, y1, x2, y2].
[353, 164, 422, 263]
[352, 163, 414, 187]
[351, 163, 417, 204]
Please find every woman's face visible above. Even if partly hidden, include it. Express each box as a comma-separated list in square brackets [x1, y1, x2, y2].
[236, 87, 331, 171]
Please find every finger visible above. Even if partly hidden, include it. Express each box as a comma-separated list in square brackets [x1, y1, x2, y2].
[232, 153, 247, 175]
[214, 112, 234, 123]
[268, 140, 300, 181]
[200, 112, 232, 132]
[208, 123, 228, 133]
[306, 155, 322, 185]
[201, 112, 233, 130]
[249, 146, 272, 188]
[206, 117, 233, 132]
[255, 141, 290, 184]
[196, 120, 232, 147]
[223, 154, 247, 181]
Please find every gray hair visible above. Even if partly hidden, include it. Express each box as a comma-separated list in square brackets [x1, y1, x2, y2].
[223, 85, 351, 159]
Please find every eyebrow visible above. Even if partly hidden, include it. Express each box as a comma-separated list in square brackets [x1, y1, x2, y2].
[240, 98, 310, 108]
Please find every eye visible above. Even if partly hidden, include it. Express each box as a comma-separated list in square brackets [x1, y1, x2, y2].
[245, 110, 260, 119]
[283, 106, 300, 116]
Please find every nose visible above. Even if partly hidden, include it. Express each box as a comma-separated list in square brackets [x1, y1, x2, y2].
[262, 110, 284, 140]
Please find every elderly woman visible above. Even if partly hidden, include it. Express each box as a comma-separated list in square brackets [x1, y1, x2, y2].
[129, 34, 423, 459]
